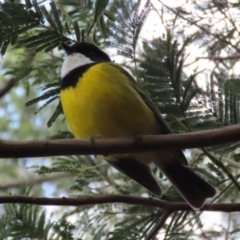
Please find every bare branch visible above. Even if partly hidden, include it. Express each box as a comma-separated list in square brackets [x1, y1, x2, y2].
[1, 124, 240, 158]
[196, 55, 240, 61]
[0, 195, 240, 212]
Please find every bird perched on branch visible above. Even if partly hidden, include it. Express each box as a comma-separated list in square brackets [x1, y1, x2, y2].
[60, 42, 216, 209]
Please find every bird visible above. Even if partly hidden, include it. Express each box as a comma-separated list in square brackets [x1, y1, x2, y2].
[60, 42, 216, 210]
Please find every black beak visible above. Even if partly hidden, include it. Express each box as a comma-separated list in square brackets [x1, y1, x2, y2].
[61, 42, 72, 55]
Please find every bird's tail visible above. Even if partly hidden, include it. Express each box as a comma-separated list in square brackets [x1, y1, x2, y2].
[154, 155, 217, 210]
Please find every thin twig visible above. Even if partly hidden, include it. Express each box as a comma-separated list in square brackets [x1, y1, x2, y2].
[202, 148, 240, 192]
[192, 149, 240, 168]
[0, 172, 70, 190]
[196, 55, 240, 61]
[0, 79, 15, 99]
[145, 211, 172, 240]
[158, 0, 240, 53]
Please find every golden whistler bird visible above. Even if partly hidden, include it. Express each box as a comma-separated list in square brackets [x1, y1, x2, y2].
[60, 42, 216, 209]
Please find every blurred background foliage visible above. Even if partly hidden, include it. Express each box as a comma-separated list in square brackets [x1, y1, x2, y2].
[1, 0, 240, 239]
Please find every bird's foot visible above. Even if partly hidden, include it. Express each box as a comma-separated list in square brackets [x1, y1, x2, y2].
[89, 135, 101, 144]
[128, 132, 142, 143]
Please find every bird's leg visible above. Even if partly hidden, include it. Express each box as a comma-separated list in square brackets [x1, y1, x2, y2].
[89, 134, 101, 144]
[128, 131, 142, 143]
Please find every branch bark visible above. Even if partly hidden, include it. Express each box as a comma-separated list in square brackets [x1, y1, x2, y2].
[1, 124, 240, 158]
[0, 195, 240, 212]
[0, 79, 15, 99]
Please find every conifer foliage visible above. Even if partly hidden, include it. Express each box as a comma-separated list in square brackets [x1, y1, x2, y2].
[1, 0, 240, 239]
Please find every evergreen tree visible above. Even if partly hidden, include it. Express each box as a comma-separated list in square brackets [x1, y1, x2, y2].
[1, 0, 240, 239]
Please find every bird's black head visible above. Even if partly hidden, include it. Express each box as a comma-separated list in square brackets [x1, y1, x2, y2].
[62, 42, 111, 63]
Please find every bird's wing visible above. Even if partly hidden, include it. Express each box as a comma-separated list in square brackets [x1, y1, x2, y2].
[105, 157, 162, 197]
[109, 63, 188, 166]
[139, 92, 188, 166]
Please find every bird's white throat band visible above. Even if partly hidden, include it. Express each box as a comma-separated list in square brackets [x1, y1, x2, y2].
[61, 53, 93, 78]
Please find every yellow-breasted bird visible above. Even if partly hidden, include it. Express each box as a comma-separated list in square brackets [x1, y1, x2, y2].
[60, 42, 216, 209]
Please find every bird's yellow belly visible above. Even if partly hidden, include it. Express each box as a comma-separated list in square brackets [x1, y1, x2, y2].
[60, 69, 159, 141]
[60, 64, 162, 164]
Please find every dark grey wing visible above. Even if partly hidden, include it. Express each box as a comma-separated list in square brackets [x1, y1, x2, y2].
[109, 63, 188, 166]
[106, 157, 162, 197]
[155, 154, 216, 209]
[138, 92, 188, 166]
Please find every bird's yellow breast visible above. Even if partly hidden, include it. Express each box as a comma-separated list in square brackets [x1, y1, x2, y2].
[60, 63, 160, 140]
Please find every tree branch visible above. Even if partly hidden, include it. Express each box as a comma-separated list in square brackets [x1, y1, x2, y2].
[196, 55, 240, 61]
[1, 124, 240, 158]
[0, 172, 70, 190]
[0, 79, 16, 99]
[0, 195, 240, 212]
[145, 211, 172, 240]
